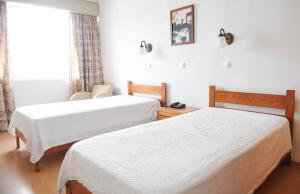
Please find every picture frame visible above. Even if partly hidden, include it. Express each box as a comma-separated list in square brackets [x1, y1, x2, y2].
[170, 5, 195, 46]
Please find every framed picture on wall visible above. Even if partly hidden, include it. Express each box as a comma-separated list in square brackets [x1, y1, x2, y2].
[170, 5, 195, 46]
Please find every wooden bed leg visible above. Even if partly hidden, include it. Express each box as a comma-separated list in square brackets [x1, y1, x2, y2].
[283, 153, 292, 167]
[16, 135, 20, 149]
[65, 180, 91, 194]
[34, 161, 40, 172]
[66, 181, 72, 194]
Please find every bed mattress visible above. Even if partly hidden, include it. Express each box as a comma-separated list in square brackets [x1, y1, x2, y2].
[9, 95, 160, 163]
[58, 107, 292, 194]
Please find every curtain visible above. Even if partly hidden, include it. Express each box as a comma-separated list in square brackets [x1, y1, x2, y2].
[70, 13, 103, 94]
[0, 1, 14, 132]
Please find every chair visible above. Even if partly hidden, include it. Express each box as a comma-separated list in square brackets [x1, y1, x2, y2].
[70, 85, 113, 101]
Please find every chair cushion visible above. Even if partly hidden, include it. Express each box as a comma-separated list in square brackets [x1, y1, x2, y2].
[70, 92, 92, 101]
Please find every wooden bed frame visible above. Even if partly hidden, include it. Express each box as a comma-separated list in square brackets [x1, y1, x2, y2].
[209, 86, 295, 136]
[127, 81, 167, 107]
[15, 81, 168, 172]
[65, 85, 295, 194]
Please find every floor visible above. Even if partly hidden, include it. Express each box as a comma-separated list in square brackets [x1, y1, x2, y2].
[0, 132, 65, 194]
[0, 132, 300, 194]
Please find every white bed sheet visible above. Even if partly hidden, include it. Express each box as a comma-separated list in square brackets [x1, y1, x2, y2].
[58, 108, 292, 194]
[8, 95, 160, 163]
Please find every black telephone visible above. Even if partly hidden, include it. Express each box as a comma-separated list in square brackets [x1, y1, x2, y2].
[170, 102, 186, 109]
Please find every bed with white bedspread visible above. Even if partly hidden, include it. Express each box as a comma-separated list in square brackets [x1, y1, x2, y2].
[9, 95, 160, 163]
[58, 108, 292, 194]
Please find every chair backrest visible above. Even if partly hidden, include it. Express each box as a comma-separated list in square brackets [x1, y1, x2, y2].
[92, 85, 113, 98]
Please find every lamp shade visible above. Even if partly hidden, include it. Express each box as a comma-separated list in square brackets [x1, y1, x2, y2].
[216, 36, 227, 48]
[139, 46, 145, 55]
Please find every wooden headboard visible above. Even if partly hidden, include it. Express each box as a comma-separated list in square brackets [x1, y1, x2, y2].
[128, 81, 167, 107]
[209, 86, 295, 135]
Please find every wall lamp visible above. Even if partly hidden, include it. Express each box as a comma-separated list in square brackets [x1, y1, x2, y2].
[216, 28, 234, 48]
[139, 40, 153, 54]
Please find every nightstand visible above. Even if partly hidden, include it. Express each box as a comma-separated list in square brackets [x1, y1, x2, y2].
[157, 107, 199, 120]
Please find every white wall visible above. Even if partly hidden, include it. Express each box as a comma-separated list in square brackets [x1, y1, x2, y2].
[99, 0, 300, 162]
[6, 0, 99, 16]
[12, 80, 70, 107]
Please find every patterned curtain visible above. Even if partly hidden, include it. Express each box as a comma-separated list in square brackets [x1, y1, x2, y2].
[70, 13, 103, 94]
[0, 1, 14, 132]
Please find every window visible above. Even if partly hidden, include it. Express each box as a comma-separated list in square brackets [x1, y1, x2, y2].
[7, 3, 70, 80]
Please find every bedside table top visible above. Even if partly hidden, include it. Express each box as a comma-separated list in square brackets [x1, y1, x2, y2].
[158, 107, 199, 114]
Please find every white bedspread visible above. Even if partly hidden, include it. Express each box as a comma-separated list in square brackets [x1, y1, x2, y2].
[58, 108, 292, 194]
[9, 95, 160, 163]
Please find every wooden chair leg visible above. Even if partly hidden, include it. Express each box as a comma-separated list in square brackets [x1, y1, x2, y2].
[16, 135, 20, 149]
[34, 161, 40, 172]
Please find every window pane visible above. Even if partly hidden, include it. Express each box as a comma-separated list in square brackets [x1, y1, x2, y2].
[7, 3, 70, 80]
